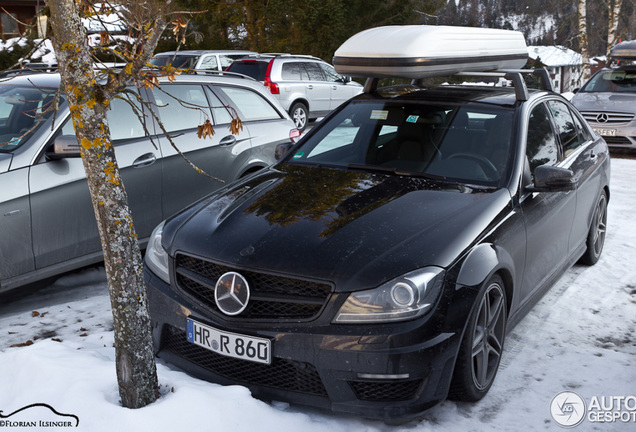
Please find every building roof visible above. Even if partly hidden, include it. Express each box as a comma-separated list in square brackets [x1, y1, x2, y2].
[528, 46, 582, 67]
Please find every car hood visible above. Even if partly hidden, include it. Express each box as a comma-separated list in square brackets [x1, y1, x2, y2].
[571, 92, 636, 113]
[166, 164, 512, 291]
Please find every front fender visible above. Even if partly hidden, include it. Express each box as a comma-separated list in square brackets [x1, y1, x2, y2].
[454, 242, 516, 309]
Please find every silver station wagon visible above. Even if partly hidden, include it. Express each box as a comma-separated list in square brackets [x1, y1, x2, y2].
[0, 72, 299, 293]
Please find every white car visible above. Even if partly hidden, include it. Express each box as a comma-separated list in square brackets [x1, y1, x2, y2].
[149, 50, 257, 72]
[227, 54, 363, 131]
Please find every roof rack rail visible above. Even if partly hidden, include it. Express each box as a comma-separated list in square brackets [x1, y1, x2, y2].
[191, 70, 257, 81]
[260, 53, 323, 60]
[456, 69, 553, 101]
[455, 71, 529, 101]
[363, 68, 553, 102]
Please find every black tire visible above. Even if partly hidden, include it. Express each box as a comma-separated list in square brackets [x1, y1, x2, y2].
[289, 102, 308, 131]
[579, 191, 608, 266]
[449, 274, 507, 402]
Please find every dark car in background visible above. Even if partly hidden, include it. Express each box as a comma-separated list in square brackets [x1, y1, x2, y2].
[0, 73, 298, 293]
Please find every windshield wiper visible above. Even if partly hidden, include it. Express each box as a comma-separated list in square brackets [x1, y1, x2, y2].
[347, 163, 439, 180]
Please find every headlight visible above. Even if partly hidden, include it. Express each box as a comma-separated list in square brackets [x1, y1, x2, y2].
[333, 267, 445, 323]
[145, 221, 170, 284]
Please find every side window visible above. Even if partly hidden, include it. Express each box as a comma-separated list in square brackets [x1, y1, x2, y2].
[151, 85, 212, 133]
[571, 110, 591, 142]
[205, 87, 233, 125]
[56, 91, 144, 142]
[197, 55, 219, 70]
[303, 62, 326, 82]
[216, 86, 281, 121]
[319, 63, 341, 83]
[108, 94, 146, 141]
[281, 63, 307, 80]
[547, 100, 584, 155]
[526, 103, 559, 173]
[61, 118, 75, 135]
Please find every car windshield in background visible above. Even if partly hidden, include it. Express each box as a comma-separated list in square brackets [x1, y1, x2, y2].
[0, 85, 59, 152]
[149, 55, 196, 69]
[287, 100, 514, 186]
[580, 69, 636, 93]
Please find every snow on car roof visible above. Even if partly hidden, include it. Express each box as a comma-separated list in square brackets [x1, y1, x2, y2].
[333, 25, 528, 79]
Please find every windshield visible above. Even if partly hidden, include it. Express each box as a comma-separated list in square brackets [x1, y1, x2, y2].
[0, 84, 59, 152]
[286, 99, 514, 186]
[580, 69, 636, 93]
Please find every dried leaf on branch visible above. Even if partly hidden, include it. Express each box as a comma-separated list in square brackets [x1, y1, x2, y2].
[197, 119, 215, 139]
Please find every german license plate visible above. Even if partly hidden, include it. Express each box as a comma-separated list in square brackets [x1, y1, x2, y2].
[186, 318, 271, 365]
[593, 128, 616, 136]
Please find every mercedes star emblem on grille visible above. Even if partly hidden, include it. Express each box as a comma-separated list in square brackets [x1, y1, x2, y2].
[214, 272, 250, 316]
[596, 113, 609, 123]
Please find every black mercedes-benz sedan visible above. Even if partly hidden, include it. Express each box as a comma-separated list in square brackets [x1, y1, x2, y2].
[143, 31, 610, 420]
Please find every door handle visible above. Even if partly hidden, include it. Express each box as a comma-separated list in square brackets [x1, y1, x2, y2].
[132, 153, 157, 168]
[219, 135, 237, 146]
[307, 84, 314, 90]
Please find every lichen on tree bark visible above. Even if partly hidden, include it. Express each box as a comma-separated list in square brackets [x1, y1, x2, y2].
[46, 0, 164, 409]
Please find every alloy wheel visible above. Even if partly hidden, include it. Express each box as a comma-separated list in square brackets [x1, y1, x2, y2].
[471, 281, 506, 390]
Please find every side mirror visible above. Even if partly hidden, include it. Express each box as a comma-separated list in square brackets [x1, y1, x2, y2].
[526, 165, 576, 192]
[339, 75, 351, 84]
[46, 135, 81, 160]
[275, 142, 294, 161]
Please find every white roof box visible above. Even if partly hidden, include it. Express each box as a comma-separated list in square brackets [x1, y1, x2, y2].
[610, 40, 636, 61]
[333, 25, 528, 79]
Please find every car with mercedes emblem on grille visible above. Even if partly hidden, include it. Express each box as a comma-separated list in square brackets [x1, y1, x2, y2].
[144, 25, 611, 422]
[571, 39, 636, 151]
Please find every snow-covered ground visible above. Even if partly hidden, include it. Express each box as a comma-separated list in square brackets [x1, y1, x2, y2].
[1, 158, 634, 432]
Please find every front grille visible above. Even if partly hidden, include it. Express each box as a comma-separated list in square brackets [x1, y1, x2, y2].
[603, 136, 634, 146]
[162, 325, 328, 396]
[349, 379, 423, 402]
[581, 111, 635, 125]
[175, 254, 332, 321]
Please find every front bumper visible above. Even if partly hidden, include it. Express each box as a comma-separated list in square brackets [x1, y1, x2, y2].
[585, 121, 636, 149]
[144, 267, 465, 421]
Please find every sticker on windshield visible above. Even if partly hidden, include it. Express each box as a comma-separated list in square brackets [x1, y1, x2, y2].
[293, 152, 304, 159]
[406, 115, 419, 123]
[370, 110, 389, 120]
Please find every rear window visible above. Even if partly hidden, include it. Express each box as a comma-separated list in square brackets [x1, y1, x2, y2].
[226, 60, 270, 81]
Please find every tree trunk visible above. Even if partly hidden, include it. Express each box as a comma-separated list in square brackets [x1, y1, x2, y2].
[46, 0, 159, 408]
[607, 0, 623, 58]
[577, 0, 591, 81]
